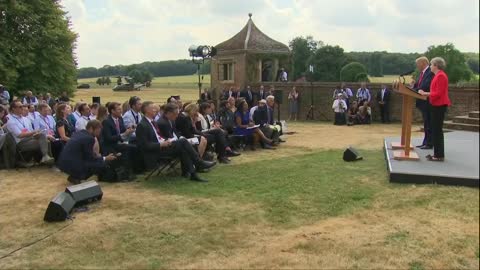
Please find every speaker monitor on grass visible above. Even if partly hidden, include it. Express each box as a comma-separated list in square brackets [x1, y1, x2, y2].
[65, 180, 103, 207]
[343, 147, 363, 162]
[44, 192, 75, 222]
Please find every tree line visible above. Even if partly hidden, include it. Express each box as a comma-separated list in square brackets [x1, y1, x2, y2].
[77, 59, 211, 79]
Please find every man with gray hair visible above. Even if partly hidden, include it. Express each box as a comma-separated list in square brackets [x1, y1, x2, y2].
[413, 56, 434, 149]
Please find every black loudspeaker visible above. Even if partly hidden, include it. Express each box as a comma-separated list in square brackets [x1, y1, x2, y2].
[44, 192, 75, 222]
[273, 90, 283, 104]
[343, 147, 363, 162]
[92, 96, 101, 104]
[65, 180, 103, 206]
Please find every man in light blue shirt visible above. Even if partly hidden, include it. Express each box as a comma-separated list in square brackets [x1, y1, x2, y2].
[122, 96, 143, 142]
[0, 85, 10, 105]
[34, 103, 56, 139]
[6, 100, 54, 164]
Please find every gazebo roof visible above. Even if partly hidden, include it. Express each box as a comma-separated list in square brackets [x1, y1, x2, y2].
[215, 14, 290, 54]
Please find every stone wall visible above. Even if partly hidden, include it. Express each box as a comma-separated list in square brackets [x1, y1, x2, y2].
[244, 82, 479, 122]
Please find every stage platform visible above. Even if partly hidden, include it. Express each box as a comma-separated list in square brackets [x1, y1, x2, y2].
[384, 131, 479, 187]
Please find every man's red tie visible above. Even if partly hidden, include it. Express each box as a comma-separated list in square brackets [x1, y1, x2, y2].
[114, 119, 120, 133]
[151, 121, 163, 139]
[417, 71, 424, 86]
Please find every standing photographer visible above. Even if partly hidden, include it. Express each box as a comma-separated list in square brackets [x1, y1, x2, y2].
[332, 93, 347, 125]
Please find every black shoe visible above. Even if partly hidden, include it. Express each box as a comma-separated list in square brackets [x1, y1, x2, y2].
[278, 138, 286, 143]
[197, 160, 217, 170]
[420, 145, 433, 150]
[67, 176, 81, 185]
[218, 157, 231, 164]
[190, 173, 208, 182]
[416, 144, 425, 148]
[226, 150, 241, 157]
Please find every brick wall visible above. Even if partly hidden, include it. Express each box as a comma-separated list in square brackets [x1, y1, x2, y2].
[245, 82, 479, 122]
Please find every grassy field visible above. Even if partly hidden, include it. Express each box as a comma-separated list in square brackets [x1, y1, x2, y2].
[0, 117, 478, 269]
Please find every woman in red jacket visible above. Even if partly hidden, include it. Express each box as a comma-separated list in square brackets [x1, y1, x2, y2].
[419, 57, 451, 161]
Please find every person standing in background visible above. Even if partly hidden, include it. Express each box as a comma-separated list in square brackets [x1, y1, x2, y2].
[288, 86, 299, 121]
[376, 84, 391, 123]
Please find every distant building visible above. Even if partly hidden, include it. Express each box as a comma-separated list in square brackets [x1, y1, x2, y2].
[210, 13, 291, 99]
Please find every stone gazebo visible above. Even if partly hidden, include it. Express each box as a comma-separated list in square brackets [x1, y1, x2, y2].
[210, 14, 291, 99]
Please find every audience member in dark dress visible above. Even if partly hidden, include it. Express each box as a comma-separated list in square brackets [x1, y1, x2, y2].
[234, 100, 273, 150]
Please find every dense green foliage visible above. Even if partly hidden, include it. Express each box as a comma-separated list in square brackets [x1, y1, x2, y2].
[128, 69, 153, 83]
[307, 45, 347, 82]
[288, 36, 323, 80]
[340, 62, 368, 82]
[0, 0, 77, 97]
[425, 43, 473, 83]
[77, 59, 210, 79]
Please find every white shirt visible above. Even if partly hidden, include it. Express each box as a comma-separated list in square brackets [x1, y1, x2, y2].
[145, 117, 163, 143]
[35, 114, 56, 136]
[6, 114, 33, 143]
[75, 116, 90, 131]
[249, 106, 258, 121]
[123, 110, 142, 128]
[72, 111, 81, 122]
[332, 99, 347, 113]
[381, 88, 386, 101]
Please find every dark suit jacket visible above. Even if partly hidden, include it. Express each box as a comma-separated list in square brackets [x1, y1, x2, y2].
[253, 107, 268, 126]
[175, 113, 200, 138]
[135, 117, 162, 170]
[101, 116, 126, 154]
[266, 106, 275, 125]
[240, 90, 254, 107]
[376, 88, 391, 104]
[257, 91, 268, 101]
[200, 92, 211, 101]
[414, 67, 434, 109]
[156, 116, 181, 139]
[58, 130, 103, 179]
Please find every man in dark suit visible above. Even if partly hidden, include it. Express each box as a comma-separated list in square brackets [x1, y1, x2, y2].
[58, 120, 117, 184]
[240, 85, 254, 107]
[257, 85, 268, 101]
[413, 56, 434, 149]
[376, 84, 391, 123]
[101, 102, 135, 155]
[223, 87, 234, 100]
[135, 101, 216, 182]
[200, 88, 212, 102]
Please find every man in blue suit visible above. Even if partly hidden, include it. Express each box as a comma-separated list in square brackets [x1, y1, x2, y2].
[413, 57, 434, 149]
[58, 120, 117, 184]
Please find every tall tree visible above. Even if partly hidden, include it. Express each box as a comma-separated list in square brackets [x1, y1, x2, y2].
[289, 36, 323, 81]
[307, 45, 347, 82]
[0, 0, 77, 97]
[425, 43, 473, 83]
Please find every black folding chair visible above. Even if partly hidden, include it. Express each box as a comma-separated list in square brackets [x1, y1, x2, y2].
[145, 157, 180, 181]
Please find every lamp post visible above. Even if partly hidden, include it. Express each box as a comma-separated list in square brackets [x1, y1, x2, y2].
[188, 45, 216, 99]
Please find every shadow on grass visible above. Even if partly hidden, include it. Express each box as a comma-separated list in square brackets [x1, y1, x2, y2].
[143, 149, 388, 227]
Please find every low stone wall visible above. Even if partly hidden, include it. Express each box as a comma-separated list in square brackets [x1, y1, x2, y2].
[244, 82, 480, 122]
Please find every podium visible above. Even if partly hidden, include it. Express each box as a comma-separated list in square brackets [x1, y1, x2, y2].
[391, 80, 427, 161]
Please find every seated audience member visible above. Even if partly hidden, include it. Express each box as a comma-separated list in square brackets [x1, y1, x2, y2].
[200, 88, 211, 102]
[6, 100, 54, 165]
[96, 105, 108, 123]
[123, 96, 142, 143]
[174, 103, 209, 159]
[101, 102, 135, 155]
[207, 100, 218, 122]
[235, 100, 273, 150]
[227, 97, 236, 112]
[75, 103, 92, 131]
[356, 82, 371, 106]
[356, 102, 371, 124]
[332, 93, 347, 125]
[136, 101, 216, 182]
[22, 91, 39, 106]
[44, 93, 55, 108]
[55, 104, 74, 143]
[347, 101, 359, 125]
[218, 100, 236, 134]
[68, 102, 83, 128]
[198, 102, 240, 157]
[89, 103, 99, 119]
[58, 91, 70, 103]
[20, 104, 34, 130]
[0, 85, 10, 105]
[27, 104, 40, 126]
[252, 99, 277, 149]
[57, 120, 117, 184]
[264, 95, 282, 143]
[35, 103, 64, 161]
